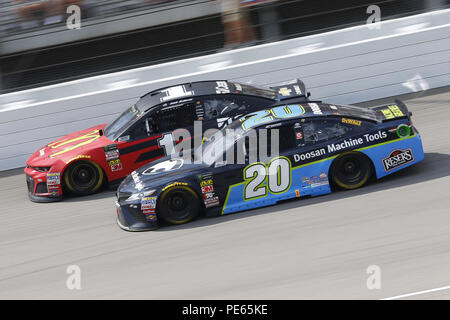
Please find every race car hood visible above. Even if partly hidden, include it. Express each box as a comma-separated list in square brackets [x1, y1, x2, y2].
[119, 156, 209, 195]
[26, 124, 112, 167]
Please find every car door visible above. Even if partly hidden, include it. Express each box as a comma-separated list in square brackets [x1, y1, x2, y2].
[115, 102, 197, 176]
[216, 123, 298, 214]
[290, 117, 355, 197]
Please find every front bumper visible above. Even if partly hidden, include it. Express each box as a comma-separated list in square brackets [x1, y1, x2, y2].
[115, 201, 158, 231]
[25, 168, 62, 203]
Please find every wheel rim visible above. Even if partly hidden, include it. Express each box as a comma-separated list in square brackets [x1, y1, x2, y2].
[161, 188, 198, 223]
[71, 163, 97, 189]
[333, 153, 370, 188]
[168, 192, 188, 212]
[341, 158, 362, 183]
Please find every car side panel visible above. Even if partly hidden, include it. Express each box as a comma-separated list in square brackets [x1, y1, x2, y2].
[220, 134, 424, 215]
[359, 134, 424, 179]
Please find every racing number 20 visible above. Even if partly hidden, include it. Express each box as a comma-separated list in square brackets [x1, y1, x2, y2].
[244, 157, 291, 200]
[241, 105, 305, 130]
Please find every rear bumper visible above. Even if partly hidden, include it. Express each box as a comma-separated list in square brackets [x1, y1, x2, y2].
[116, 201, 158, 231]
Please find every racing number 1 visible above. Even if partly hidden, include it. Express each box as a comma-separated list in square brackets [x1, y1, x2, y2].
[158, 133, 176, 156]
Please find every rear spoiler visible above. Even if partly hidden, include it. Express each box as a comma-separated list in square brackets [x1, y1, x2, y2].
[370, 99, 412, 123]
[270, 78, 310, 101]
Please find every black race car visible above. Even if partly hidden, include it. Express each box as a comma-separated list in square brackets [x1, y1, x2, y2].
[115, 99, 424, 231]
[25, 79, 308, 202]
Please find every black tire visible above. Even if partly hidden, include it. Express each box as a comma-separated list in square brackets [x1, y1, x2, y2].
[64, 161, 105, 196]
[330, 152, 373, 190]
[158, 186, 201, 225]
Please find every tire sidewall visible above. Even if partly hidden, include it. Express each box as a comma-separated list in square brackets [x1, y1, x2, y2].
[157, 186, 201, 225]
[330, 152, 372, 190]
[64, 160, 104, 195]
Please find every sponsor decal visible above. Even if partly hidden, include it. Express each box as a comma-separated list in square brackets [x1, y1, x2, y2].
[118, 135, 130, 142]
[204, 197, 220, 208]
[108, 159, 123, 172]
[159, 85, 194, 102]
[327, 131, 387, 153]
[131, 171, 144, 191]
[104, 144, 123, 172]
[66, 155, 91, 164]
[381, 105, 404, 119]
[217, 117, 233, 129]
[278, 87, 292, 96]
[200, 179, 214, 187]
[342, 118, 362, 126]
[294, 149, 326, 162]
[47, 173, 60, 185]
[104, 144, 119, 160]
[141, 196, 157, 210]
[293, 85, 302, 95]
[382, 148, 414, 172]
[141, 196, 157, 220]
[162, 182, 188, 192]
[198, 173, 219, 208]
[48, 129, 101, 158]
[145, 214, 157, 221]
[295, 131, 303, 140]
[47, 172, 61, 195]
[294, 131, 389, 163]
[215, 81, 230, 94]
[195, 101, 205, 120]
[309, 103, 322, 115]
[300, 173, 328, 188]
[143, 158, 184, 175]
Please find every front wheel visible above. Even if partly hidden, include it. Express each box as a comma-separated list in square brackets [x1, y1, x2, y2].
[158, 186, 201, 225]
[330, 152, 373, 190]
[64, 161, 105, 196]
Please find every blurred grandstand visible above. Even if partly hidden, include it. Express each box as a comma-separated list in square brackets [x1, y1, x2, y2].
[0, 0, 448, 93]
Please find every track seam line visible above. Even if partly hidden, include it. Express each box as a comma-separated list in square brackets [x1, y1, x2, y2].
[381, 286, 450, 300]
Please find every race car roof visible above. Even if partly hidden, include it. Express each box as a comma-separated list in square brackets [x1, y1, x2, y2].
[234, 102, 380, 131]
[136, 81, 279, 112]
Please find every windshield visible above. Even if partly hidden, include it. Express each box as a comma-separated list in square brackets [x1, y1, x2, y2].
[104, 105, 144, 140]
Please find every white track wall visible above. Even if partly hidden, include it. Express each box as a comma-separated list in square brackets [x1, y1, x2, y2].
[0, 9, 449, 171]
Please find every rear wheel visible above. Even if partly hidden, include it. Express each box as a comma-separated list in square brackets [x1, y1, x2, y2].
[158, 186, 201, 225]
[330, 152, 372, 190]
[64, 161, 105, 196]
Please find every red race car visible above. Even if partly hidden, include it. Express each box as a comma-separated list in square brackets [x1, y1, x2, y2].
[25, 79, 309, 202]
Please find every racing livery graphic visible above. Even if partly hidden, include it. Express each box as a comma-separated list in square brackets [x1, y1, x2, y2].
[25, 79, 308, 202]
[115, 100, 424, 231]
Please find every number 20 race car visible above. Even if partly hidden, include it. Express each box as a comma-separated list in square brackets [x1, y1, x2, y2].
[115, 100, 424, 231]
[24, 79, 308, 202]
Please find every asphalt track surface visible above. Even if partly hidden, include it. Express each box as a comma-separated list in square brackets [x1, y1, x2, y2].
[0, 86, 449, 300]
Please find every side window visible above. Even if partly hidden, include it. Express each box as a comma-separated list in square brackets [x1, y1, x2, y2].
[203, 97, 242, 120]
[127, 103, 196, 140]
[241, 125, 296, 162]
[202, 96, 273, 121]
[152, 103, 196, 133]
[298, 119, 352, 145]
[265, 125, 296, 154]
